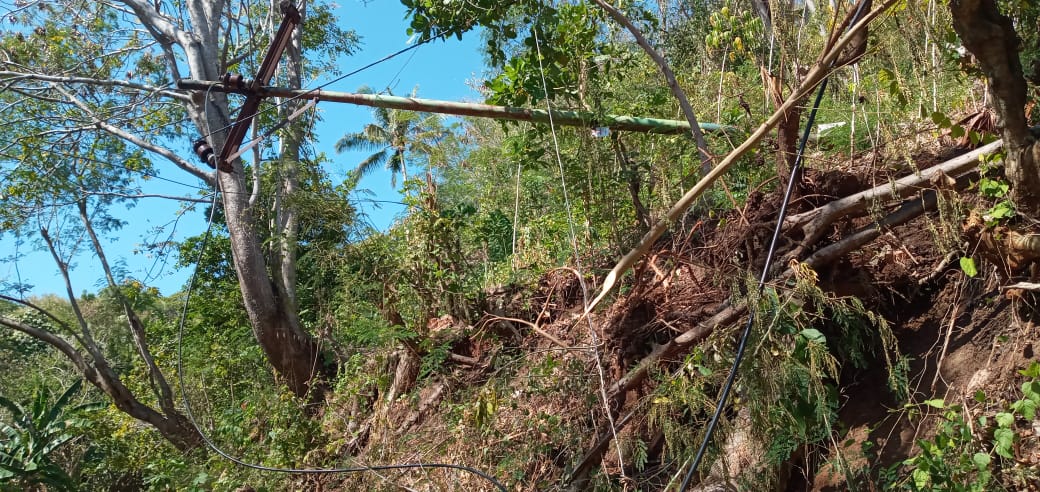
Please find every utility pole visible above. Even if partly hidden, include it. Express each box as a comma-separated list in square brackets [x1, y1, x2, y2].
[192, 1, 302, 172]
[178, 79, 738, 137]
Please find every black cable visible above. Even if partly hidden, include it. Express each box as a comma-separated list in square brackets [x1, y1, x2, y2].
[174, 185, 506, 491]
[678, 3, 872, 489]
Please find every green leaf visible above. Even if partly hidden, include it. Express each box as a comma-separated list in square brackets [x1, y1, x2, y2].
[959, 257, 978, 277]
[1019, 361, 1040, 378]
[985, 201, 1015, 222]
[1011, 398, 1037, 420]
[912, 467, 931, 488]
[924, 398, 945, 409]
[972, 452, 991, 471]
[995, 411, 1015, 428]
[978, 177, 1009, 198]
[1022, 380, 1040, 401]
[798, 328, 826, 344]
[993, 428, 1015, 459]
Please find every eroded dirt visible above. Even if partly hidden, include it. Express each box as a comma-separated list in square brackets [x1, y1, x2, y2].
[317, 145, 1040, 491]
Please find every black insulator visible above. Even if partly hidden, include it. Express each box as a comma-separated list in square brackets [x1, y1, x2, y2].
[220, 73, 247, 90]
[193, 138, 216, 168]
[280, 0, 301, 21]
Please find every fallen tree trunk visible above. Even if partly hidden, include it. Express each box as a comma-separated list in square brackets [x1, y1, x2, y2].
[784, 139, 1003, 256]
[567, 187, 949, 486]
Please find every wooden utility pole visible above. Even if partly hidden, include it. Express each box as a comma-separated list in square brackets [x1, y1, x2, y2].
[192, 1, 301, 172]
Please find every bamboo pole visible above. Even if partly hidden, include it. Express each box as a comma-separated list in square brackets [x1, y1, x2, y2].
[177, 79, 738, 136]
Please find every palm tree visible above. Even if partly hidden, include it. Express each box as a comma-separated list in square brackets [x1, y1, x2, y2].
[335, 86, 447, 188]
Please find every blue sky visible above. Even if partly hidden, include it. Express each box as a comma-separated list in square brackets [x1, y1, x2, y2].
[1, 1, 486, 297]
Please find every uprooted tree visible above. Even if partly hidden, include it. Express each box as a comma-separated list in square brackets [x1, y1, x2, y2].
[3, 0, 1040, 488]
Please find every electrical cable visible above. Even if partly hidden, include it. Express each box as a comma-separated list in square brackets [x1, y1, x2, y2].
[678, 2, 872, 489]
[195, 27, 450, 144]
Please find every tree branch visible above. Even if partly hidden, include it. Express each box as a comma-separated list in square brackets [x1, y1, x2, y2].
[0, 71, 190, 102]
[77, 199, 178, 415]
[38, 226, 107, 362]
[0, 294, 88, 348]
[590, 0, 712, 172]
[0, 315, 91, 374]
[110, 0, 190, 48]
[784, 139, 1004, 256]
[54, 84, 215, 185]
[581, 0, 897, 315]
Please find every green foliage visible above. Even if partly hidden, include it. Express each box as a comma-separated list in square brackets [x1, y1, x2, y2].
[888, 363, 1040, 490]
[959, 257, 978, 277]
[0, 380, 103, 491]
[650, 264, 903, 488]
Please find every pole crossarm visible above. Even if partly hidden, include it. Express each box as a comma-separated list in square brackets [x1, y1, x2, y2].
[193, 2, 301, 172]
[177, 79, 739, 136]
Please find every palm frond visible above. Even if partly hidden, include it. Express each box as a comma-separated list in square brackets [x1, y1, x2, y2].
[354, 149, 391, 179]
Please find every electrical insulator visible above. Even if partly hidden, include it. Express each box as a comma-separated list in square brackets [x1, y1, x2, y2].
[220, 73, 248, 90]
[193, 138, 216, 168]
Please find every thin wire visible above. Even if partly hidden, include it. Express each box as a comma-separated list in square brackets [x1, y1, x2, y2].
[382, 38, 423, 94]
[679, 2, 872, 488]
[174, 199, 504, 490]
[531, 29, 627, 475]
[197, 29, 449, 143]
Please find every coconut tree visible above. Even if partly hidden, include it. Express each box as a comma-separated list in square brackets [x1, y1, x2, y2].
[335, 86, 447, 188]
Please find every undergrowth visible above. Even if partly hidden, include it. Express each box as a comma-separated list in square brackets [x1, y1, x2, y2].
[649, 262, 907, 489]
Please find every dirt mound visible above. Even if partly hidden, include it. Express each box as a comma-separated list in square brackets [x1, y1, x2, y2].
[320, 147, 1040, 491]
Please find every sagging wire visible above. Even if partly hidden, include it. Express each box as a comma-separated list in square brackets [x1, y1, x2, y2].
[531, 28, 628, 475]
[678, 1, 873, 489]
[173, 182, 507, 491]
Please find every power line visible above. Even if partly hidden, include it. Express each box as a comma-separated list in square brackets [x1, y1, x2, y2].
[196, 28, 451, 144]
[678, 2, 874, 489]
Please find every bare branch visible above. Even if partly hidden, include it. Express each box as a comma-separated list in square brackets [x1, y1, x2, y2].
[53, 84, 215, 185]
[478, 315, 572, 349]
[38, 226, 106, 361]
[785, 139, 1004, 255]
[109, 0, 189, 48]
[76, 198, 179, 416]
[0, 294, 88, 348]
[590, 0, 711, 172]
[0, 315, 91, 373]
[582, 0, 898, 315]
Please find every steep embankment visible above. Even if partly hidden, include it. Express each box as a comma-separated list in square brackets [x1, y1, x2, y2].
[318, 140, 1040, 491]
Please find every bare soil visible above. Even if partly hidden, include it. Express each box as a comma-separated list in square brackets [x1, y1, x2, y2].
[317, 145, 1040, 491]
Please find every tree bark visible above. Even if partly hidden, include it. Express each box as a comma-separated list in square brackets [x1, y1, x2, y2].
[0, 307, 203, 451]
[116, 0, 326, 399]
[950, 0, 1040, 217]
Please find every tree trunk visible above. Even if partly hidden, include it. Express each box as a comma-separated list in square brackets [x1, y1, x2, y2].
[0, 315, 203, 451]
[159, 0, 324, 399]
[950, 0, 1040, 217]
